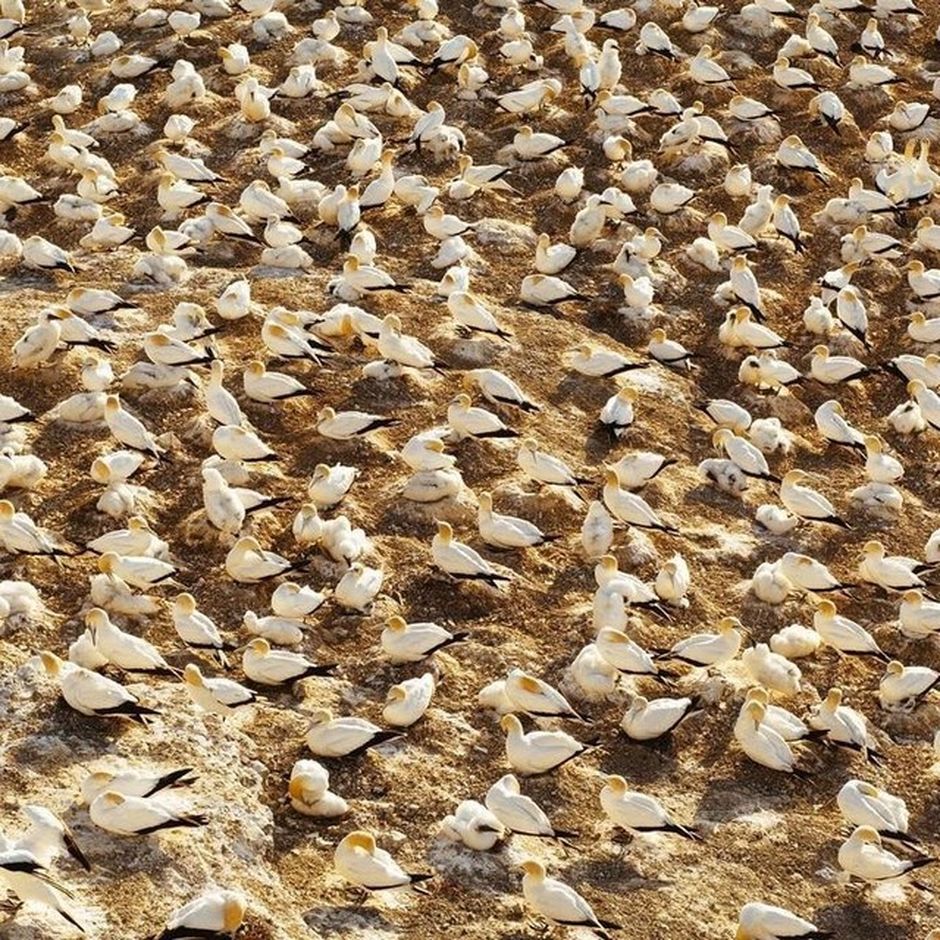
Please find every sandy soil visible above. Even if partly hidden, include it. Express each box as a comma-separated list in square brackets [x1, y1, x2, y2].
[2, 0, 940, 938]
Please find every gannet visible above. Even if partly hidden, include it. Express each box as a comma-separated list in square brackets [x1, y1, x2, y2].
[334, 831, 432, 894]
[808, 687, 882, 765]
[735, 700, 809, 776]
[432, 521, 509, 588]
[813, 601, 887, 660]
[621, 695, 701, 741]
[520, 860, 619, 938]
[879, 660, 939, 709]
[153, 890, 246, 939]
[736, 902, 830, 940]
[384, 674, 435, 727]
[81, 768, 195, 809]
[89, 791, 206, 836]
[0, 850, 84, 932]
[500, 714, 588, 775]
[183, 663, 255, 715]
[40, 651, 159, 723]
[601, 776, 700, 840]
[838, 780, 912, 846]
[242, 638, 333, 685]
[838, 826, 935, 886]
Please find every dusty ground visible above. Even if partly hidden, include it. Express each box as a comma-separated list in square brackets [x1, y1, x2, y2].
[2, 0, 940, 938]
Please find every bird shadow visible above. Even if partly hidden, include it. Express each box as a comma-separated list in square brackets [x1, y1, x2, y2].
[814, 901, 911, 939]
[303, 904, 400, 936]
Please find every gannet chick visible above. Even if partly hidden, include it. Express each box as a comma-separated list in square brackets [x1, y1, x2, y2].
[432, 521, 509, 588]
[520, 860, 619, 937]
[581, 501, 616, 558]
[242, 638, 333, 686]
[621, 695, 701, 741]
[440, 799, 505, 852]
[601, 775, 700, 840]
[39, 652, 159, 724]
[306, 707, 401, 757]
[384, 674, 435, 727]
[500, 714, 588, 775]
[756, 505, 799, 535]
[737, 902, 830, 940]
[808, 688, 884, 766]
[838, 826, 935, 886]
[879, 660, 939, 710]
[334, 831, 432, 894]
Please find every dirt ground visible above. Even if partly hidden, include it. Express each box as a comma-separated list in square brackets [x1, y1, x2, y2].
[2, 0, 940, 937]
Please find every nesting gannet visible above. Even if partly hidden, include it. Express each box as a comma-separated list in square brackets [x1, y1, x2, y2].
[600, 776, 700, 840]
[384, 673, 435, 727]
[736, 902, 829, 940]
[242, 638, 333, 686]
[505, 668, 582, 721]
[485, 774, 575, 843]
[879, 660, 940, 710]
[40, 652, 159, 723]
[500, 714, 588, 775]
[838, 780, 913, 846]
[859, 540, 926, 591]
[81, 767, 196, 806]
[735, 701, 809, 776]
[183, 663, 255, 715]
[334, 831, 432, 894]
[780, 471, 849, 528]
[621, 695, 701, 741]
[89, 791, 206, 836]
[153, 891, 247, 940]
[662, 616, 745, 667]
[432, 521, 509, 588]
[838, 826, 935, 886]
[808, 688, 882, 764]
[813, 601, 887, 660]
